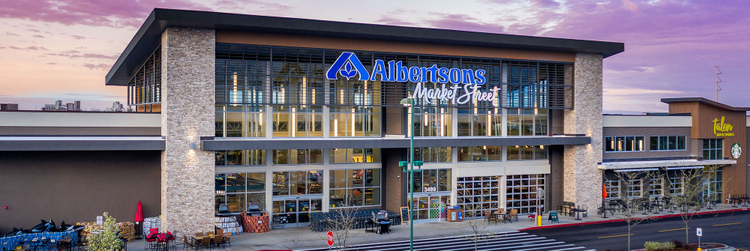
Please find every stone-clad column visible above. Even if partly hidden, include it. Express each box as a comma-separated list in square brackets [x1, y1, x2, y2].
[563, 53, 603, 213]
[160, 27, 215, 234]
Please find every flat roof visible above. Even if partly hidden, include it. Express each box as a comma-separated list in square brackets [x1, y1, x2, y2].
[106, 8, 625, 86]
[662, 97, 750, 112]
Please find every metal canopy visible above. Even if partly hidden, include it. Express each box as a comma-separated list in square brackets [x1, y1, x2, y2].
[598, 159, 736, 171]
[0, 136, 165, 151]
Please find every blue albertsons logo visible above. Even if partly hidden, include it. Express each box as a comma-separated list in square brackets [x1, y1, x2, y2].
[326, 52, 486, 85]
[326, 52, 498, 105]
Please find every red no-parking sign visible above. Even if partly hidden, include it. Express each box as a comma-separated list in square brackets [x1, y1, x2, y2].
[326, 231, 334, 247]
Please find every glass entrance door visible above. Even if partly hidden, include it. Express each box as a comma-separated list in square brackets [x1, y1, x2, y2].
[408, 192, 450, 221]
[272, 196, 322, 227]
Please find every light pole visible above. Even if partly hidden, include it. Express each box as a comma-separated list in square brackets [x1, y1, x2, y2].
[400, 97, 423, 251]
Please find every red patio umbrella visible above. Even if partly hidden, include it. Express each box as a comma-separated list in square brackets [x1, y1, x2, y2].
[135, 201, 144, 222]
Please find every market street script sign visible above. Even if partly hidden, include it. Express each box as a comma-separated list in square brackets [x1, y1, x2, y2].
[326, 52, 500, 105]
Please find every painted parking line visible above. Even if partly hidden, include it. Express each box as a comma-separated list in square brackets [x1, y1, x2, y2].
[713, 222, 742, 227]
[598, 233, 633, 239]
[659, 227, 689, 232]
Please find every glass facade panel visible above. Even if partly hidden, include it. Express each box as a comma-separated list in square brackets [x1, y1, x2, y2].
[329, 169, 381, 208]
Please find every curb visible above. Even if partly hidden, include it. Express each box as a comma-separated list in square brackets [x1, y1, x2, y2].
[519, 207, 750, 231]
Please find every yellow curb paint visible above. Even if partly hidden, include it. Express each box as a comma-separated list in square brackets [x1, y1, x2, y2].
[598, 233, 633, 239]
[712, 222, 742, 227]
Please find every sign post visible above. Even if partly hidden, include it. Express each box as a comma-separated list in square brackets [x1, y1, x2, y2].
[696, 228, 702, 251]
[326, 230, 334, 248]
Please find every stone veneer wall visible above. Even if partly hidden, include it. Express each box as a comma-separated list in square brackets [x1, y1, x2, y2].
[563, 53, 604, 213]
[160, 27, 216, 234]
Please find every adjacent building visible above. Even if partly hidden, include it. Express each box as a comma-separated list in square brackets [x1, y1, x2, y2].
[0, 9, 629, 235]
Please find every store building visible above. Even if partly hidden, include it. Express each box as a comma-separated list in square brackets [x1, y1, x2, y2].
[601, 98, 749, 204]
[0, 9, 625, 235]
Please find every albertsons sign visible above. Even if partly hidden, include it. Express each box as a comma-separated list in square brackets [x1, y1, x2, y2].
[325, 52, 500, 105]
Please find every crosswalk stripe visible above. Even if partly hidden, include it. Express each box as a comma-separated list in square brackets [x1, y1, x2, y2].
[296, 231, 591, 251]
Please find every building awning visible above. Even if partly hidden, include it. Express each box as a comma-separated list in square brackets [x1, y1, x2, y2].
[598, 159, 736, 171]
[0, 136, 165, 151]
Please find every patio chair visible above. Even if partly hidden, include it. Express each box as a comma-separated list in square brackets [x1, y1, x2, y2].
[213, 234, 224, 248]
[484, 210, 498, 224]
[200, 236, 211, 250]
[508, 209, 519, 222]
[183, 236, 195, 250]
[223, 234, 231, 247]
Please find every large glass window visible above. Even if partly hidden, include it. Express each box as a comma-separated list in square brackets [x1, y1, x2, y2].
[669, 176, 683, 195]
[329, 169, 381, 208]
[648, 178, 663, 197]
[272, 149, 323, 165]
[702, 169, 723, 203]
[458, 176, 500, 217]
[604, 179, 620, 199]
[606, 136, 645, 152]
[215, 150, 265, 166]
[215, 173, 266, 213]
[703, 139, 723, 160]
[506, 174, 546, 214]
[273, 171, 323, 196]
[412, 105, 452, 137]
[627, 179, 642, 199]
[507, 109, 548, 136]
[507, 145, 547, 160]
[457, 146, 501, 161]
[330, 148, 381, 163]
[409, 147, 451, 163]
[650, 135, 687, 151]
[273, 105, 323, 137]
[408, 168, 452, 193]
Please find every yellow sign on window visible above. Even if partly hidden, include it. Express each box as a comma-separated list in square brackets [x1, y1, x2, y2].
[712, 116, 734, 137]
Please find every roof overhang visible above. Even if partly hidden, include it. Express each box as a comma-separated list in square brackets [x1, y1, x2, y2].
[0, 136, 165, 151]
[661, 97, 750, 112]
[106, 8, 625, 86]
[202, 135, 590, 151]
[598, 159, 736, 170]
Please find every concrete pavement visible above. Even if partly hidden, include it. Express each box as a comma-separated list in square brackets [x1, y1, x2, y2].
[125, 204, 749, 251]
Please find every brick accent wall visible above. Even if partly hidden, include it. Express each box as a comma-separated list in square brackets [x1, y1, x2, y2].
[563, 53, 604, 213]
[160, 27, 216, 235]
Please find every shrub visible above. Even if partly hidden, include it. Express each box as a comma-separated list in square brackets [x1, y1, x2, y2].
[86, 212, 124, 251]
[644, 241, 676, 251]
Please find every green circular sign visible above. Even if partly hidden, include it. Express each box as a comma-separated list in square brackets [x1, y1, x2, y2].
[731, 143, 742, 159]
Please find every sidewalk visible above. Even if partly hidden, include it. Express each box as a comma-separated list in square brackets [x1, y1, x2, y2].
[126, 204, 749, 251]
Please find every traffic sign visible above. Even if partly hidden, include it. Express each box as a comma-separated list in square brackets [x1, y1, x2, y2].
[696, 227, 702, 237]
[326, 231, 334, 247]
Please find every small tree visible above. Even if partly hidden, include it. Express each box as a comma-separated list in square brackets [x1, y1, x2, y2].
[461, 205, 495, 251]
[86, 212, 124, 251]
[612, 170, 659, 251]
[322, 207, 361, 251]
[667, 165, 726, 244]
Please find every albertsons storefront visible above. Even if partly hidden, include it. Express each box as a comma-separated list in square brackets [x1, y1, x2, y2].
[3, 8, 624, 235]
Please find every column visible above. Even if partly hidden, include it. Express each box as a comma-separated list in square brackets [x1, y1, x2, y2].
[563, 53, 604, 214]
[160, 27, 216, 234]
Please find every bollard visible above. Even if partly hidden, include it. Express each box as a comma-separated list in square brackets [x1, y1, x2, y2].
[537, 214, 542, 226]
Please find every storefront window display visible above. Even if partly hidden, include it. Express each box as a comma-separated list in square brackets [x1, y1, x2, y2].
[273, 171, 323, 196]
[458, 176, 500, 218]
[215, 173, 266, 213]
[507, 109, 547, 136]
[329, 169, 381, 208]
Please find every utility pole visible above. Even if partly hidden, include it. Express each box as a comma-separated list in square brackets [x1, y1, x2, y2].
[715, 66, 722, 101]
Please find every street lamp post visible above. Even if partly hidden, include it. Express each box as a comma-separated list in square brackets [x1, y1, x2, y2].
[399, 97, 423, 251]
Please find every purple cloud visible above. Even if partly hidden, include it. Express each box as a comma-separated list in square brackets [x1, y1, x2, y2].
[47, 52, 118, 60]
[9, 45, 48, 51]
[33, 35, 44, 38]
[0, 0, 210, 27]
[47, 62, 56, 65]
[70, 35, 85, 40]
[26, 28, 41, 33]
[83, 63, 110, 70]
[424, 13, 505, 33]
[6, 32, 20, 36]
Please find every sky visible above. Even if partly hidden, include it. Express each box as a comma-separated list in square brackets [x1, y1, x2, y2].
[0, 0, 748, 112]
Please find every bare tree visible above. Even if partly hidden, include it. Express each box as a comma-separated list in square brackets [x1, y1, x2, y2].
[611, 170, 659, 251]
[666, 165, 726, 244]
[461, 205, 495, 251]
[321, 207, 361, 251]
